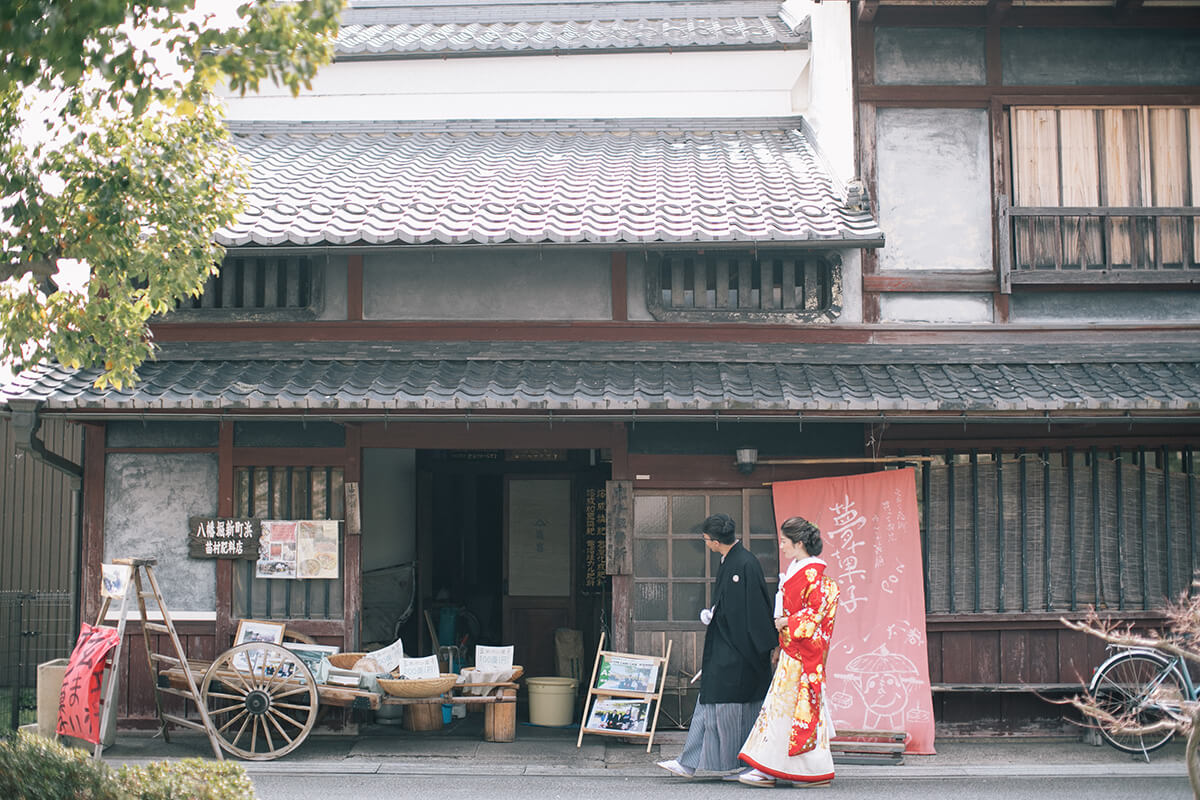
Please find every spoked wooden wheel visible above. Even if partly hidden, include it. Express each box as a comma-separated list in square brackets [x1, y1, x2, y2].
[201, 642, 318, 760]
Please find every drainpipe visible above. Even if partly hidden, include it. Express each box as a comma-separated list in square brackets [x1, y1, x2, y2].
[8, 399, 84, 635]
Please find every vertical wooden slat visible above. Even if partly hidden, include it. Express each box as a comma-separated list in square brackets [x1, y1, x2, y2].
[1189, 110, 1200, 266]
[1114, 447, 1125, 610]
[1139, 446, 1149, 608]
[758, 258, 772, 310]
[947, 452, 956, 614]
[1149, 107, 1187, 266]
[671, 258, 685, 308]
[1011, 108, 1061, 270]
[221, 259, 238, 307]
[781, 257, 796, 310]
[804, 259, 822, 311]
[970, 450, 980, 613]
[1163, 445, 1173, 599]
[263, 258, 279, 308]
[1102, 108, 1141, 266]
[1059, 108, 1101, 270]
[243, 258, 258, 308]
[995, 450, 1005, 613]
[1091, 447, 1102, 607]
[737, 257, 753, 309]
[1066, 447, 1076, 611]
[715, 258, 730, 309]
[1019, 449, 1028, 612]
[1187, 447, 1196, 599]
[1043, 447, 1053, 611]
[693, 255, 707, 310]
[286, 259, 301, 307]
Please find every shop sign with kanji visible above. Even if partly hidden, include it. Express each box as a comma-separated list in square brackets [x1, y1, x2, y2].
[188, 516, 260, 559]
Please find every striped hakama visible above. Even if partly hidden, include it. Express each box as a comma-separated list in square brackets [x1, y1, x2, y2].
[678, 700, 763, 772]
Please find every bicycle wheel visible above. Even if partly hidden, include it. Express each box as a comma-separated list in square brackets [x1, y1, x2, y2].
[1090, 651, 1185, 755]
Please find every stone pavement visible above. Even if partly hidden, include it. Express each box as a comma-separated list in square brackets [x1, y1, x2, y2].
[93, 715, 1189, 782]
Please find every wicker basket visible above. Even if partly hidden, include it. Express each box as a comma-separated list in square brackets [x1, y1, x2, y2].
[378, 673, 459, 698]
[326, 652, 369, 670]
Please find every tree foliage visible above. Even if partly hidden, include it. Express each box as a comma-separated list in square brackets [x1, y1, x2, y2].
[0, 1, 343, 388]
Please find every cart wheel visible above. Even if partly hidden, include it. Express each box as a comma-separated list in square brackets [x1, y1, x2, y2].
[201, 642, 318, 760]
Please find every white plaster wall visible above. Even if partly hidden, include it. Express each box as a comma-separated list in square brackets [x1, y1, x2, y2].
[222, 49, 811, 121]
[875, 108, 992, 272]
[785, 0, 855, 184]
[104, 453, 218, 614]
[363, 248, 612, 320]
[880, 293, 993, 324]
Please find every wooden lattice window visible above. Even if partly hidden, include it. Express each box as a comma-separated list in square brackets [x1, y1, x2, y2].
[647, 250, 841, 322]
[176, 255, 316, 313]
[631, 490, 778, 626]
[232, 465, 345, 620]
[1003, 106, 1200, 287]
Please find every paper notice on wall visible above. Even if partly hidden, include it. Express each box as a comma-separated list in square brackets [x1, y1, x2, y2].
[256, 521, 297, 579]
[297, 520, 339, 579]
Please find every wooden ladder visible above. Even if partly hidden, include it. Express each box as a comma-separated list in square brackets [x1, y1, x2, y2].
[94, 557, 224, 760]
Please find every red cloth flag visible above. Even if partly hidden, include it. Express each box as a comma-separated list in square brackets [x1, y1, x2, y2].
[57, 623, 121, 744]
[772, 468, 936, 754]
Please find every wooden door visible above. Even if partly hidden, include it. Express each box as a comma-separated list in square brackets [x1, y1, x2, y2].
[503, 476, 574, 678]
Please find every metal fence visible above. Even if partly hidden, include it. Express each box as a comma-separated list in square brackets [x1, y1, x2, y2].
[0, 592, 75, 730]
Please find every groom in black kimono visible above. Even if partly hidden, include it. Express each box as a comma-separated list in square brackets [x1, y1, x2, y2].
[658, 513, 777, 778]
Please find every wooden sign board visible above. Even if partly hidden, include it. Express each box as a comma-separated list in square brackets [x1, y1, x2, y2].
[187, 516, 260, 559]
[577, 632, 671, 752]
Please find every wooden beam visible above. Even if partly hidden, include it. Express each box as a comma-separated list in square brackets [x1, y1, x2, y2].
[857, 0, 879, 25]
[863, 271, 998, 293]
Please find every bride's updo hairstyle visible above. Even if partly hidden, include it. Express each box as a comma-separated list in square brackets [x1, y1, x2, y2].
[780, 516, 822, 556]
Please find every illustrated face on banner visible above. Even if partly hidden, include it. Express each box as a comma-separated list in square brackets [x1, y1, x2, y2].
[771, 468, 937, 755]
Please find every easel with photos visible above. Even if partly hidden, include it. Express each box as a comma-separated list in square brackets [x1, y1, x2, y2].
[576, 632, 671, 752]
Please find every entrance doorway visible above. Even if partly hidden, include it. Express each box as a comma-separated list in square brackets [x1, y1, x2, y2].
[406, 449, 607, 678]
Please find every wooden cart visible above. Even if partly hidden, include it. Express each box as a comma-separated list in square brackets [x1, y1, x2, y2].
[161, 643, 520, 760]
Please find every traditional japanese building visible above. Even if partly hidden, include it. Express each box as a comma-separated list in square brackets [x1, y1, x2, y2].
[3, 0, 1199, 736]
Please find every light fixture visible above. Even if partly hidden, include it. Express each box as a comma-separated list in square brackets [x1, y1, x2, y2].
[735, 447, 758, 475]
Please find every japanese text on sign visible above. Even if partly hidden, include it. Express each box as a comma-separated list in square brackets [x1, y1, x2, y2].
[187, 516, 260, 560]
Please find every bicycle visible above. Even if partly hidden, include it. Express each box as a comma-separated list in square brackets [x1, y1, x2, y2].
[1088, 643, 1195, 756]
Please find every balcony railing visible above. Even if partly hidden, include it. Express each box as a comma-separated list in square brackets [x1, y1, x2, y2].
[998, 199, 1200, 292]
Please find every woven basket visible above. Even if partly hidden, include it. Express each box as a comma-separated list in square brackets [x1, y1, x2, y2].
[326, 652, 368, 670]
[378, 673, 459, 698]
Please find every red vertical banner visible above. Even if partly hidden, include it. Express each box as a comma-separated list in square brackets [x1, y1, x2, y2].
[57, 623, 121, 744]
[772, 468, 936, 754]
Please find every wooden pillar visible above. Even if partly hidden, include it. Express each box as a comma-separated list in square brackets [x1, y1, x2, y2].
[215, 421, 235, 650]
[81, 423, 106, 626]
[343, 423, 363, 652]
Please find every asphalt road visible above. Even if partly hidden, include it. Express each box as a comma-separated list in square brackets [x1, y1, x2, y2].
[250, 772, 1192, 800]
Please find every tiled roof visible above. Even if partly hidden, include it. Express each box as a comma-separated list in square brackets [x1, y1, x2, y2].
[336, 1, 808, 57]
[219, 118, 882, 248]
[5, 342, 1199, 415]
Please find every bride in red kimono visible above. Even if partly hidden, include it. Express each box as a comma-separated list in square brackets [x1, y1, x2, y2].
[736, 516, 840, 788]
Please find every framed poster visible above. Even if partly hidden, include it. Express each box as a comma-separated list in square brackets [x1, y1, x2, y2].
[284, 642, 340, 676]
[585, 697, 651, 734]
[596, 653, 659, 694]
[234, 619, 286, 646]
[256, 521, 297, 579]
